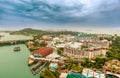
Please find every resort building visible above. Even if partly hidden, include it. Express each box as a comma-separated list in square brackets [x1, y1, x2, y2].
[53, 35, 78, 44]
[64, 47, 107, 59]
[82, 47, 107, 58]
[63, 42, 83, 58]
[63, 40, 108, 59]
[81, 39, 110, 49]
[97, 34, 111, 39]
[32, 47, 53, 57]
[52, 35, 110, 59]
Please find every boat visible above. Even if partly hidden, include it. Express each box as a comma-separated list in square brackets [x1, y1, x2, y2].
[14, 47, 20, 51]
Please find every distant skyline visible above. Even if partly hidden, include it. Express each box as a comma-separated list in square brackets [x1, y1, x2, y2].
[0, 0, 120, 30]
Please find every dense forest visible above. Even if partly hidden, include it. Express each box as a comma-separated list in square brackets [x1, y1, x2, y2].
[107, 36, 120, 60]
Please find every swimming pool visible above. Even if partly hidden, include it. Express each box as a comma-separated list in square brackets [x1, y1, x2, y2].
[50, 65, 57, 70]
[66, 72, 83, 78]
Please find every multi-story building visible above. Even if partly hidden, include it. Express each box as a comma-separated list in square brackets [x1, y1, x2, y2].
[97, 34, 112, 39]
[82, 39, 110, 49]
[64, 47, 108, 59]
[63, 39, 109, 59]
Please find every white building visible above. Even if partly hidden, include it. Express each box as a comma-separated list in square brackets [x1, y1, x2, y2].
[55, 44, 66, 48]
[82, 68, 105, 78]
[59, 73, 68, 78]
[53, 37, 60, 43]
[64, 42, 83, 58]
[64, 46, 108, 59]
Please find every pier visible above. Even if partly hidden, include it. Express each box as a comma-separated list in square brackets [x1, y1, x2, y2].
[31, 62, 48, 75]
[32, 61, 42, 70]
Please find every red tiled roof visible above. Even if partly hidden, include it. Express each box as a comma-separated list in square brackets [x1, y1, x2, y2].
[33, 47, 53, 57]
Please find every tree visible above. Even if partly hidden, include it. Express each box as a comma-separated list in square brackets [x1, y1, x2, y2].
[106, 36, 120, 61]
[40, 68, 60, 78]
[40, 68, 56, 78]
[81, 58, 94, 68]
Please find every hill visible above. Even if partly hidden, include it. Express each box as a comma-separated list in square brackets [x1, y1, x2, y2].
[10, 28, 80, 37]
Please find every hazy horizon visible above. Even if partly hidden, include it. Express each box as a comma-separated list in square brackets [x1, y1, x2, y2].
[0, 27, 120, 36]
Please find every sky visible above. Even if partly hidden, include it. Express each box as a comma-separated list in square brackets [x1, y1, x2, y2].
[0, 0, 120, 30]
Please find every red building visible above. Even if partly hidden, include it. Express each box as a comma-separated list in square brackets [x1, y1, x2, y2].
[33, 47, 53, 57]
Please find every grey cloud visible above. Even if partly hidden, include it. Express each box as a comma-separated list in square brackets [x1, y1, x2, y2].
[0, 0, 120, 26]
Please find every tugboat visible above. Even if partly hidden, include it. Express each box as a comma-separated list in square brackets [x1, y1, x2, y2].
[14, 47, 20, 51]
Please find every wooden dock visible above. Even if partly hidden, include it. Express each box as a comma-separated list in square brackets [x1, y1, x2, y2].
[32, 61, 42, 70]
[30, 62, 47, 75]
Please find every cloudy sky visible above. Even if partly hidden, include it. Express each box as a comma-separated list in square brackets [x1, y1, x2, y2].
[0, 0, 120, 30]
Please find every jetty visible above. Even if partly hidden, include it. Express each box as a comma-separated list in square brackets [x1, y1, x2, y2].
[31, 62, 47, 75]
[35, 62, 48, 74]
[32, 61, 42, 70]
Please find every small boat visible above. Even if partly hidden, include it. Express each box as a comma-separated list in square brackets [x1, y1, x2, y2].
[14, 47, 20, 51]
